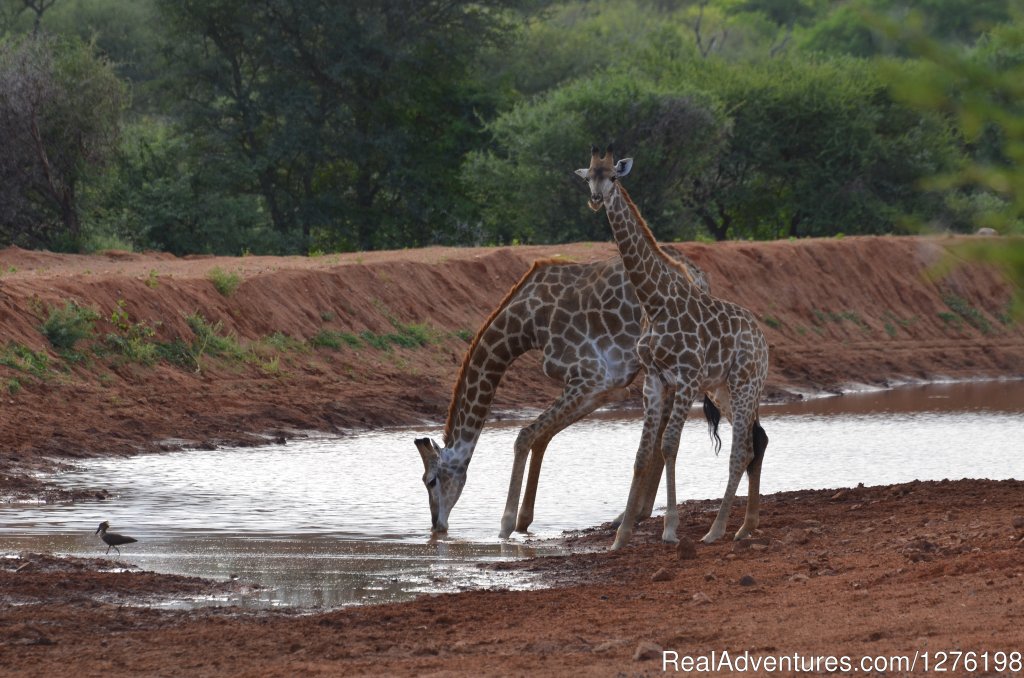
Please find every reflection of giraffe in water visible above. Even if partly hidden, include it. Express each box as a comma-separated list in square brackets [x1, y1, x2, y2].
[415, 249, 715, 538]
[576, 146, 769, 549]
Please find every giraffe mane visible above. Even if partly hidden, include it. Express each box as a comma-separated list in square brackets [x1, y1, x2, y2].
[616, 184, 698, 286]
[442, 258, 566, 447]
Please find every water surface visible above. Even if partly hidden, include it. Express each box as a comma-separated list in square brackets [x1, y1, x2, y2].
[2, 380, 1021, 608]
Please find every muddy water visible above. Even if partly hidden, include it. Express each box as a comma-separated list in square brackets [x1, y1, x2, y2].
[2, 381, 1022, 608]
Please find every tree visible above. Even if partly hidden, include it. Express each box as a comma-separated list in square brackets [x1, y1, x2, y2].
[650, 55, 963, 240]
[0, 34, 127, 249]
[158, 0, 538, 253]
[796, 0, 1012, 57]
[466, 72, 729, 244]
[82, 117, 274, 254]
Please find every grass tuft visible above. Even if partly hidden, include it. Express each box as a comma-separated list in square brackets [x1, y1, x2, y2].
[0, 343, 50, 377]
[208, 267, 242, 296]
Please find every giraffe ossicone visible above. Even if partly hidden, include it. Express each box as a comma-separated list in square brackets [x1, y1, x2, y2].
[576, 145, 770, 550]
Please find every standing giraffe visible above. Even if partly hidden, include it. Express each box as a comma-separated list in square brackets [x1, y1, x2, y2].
[575, 145, 769, 549]
[414, 250, 715, 538]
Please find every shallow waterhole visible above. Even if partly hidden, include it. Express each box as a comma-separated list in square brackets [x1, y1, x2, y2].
[2, 380, 1022, 609]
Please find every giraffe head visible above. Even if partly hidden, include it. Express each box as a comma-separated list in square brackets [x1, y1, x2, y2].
[575, 144, 633, 211]
[414, 437, 467, 534]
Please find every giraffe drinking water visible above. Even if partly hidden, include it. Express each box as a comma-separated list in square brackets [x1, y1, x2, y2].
[415, 249, 714, 538]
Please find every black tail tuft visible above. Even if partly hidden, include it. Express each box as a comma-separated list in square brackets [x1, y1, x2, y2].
[753, 421, 768, 458]
[749, 420, 769, 472]
[703, 395, 722, 455]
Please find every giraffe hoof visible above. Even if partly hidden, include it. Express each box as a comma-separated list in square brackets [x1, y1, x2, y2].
[514, 515, 533, 533]
[661, 531, 679, 545]
[701, 529, 724, 544]
[733, 520, 758, 541]
[499, 514, 517, 539]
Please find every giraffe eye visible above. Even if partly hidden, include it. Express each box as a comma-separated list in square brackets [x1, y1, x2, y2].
[426, 477, 437, 489]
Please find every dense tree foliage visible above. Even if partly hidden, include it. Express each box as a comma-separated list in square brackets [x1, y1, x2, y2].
[0, 33, 126, 249]
[467, 74, 729, 243]
[653, 56, 961, 240]
[1, 0, 1022, 253]
[151, 0, 537, 253]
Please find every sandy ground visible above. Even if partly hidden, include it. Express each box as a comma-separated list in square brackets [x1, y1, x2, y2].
[3, 480, 1024, 676]
[0, 237, 1022, 675]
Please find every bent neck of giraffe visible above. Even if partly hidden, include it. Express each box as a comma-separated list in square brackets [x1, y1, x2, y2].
[603, 183, 685, 311]
[442, 326, 531, 462]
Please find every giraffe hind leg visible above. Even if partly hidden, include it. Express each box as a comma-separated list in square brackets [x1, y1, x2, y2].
[735, 421, 768, 540]
[702, 409, 756, 544]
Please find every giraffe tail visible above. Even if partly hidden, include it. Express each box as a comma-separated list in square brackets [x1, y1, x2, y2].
[750, 418, 769, 473]
[702, 395, 722, 455]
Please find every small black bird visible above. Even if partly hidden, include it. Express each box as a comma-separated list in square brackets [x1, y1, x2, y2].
[95, 521, 137, 556]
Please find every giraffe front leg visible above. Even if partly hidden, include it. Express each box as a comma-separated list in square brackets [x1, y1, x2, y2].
[611, 454, 655, 550]
[634, 385, 674, 523]
[658, 384, 697, 544]
[505, 385, 600, 536]
[499, 429, 533, 538]
[610, 450, 661, 529]
[612, 373, 665, 550]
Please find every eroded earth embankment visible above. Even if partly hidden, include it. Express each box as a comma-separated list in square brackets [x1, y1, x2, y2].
[0, 236, 1021, 496]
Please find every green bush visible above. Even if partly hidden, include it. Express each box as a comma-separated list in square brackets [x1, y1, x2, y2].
[40, 301, 99, 351]
[208, 267, 242, 296]
[0, 34, 127, 250]
[185, 312, 245, 371]
[104, 299, 159, 364]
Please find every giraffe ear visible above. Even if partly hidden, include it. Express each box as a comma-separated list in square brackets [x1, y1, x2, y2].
[574, 168, 589, 180]
[615, 158, 633, 177]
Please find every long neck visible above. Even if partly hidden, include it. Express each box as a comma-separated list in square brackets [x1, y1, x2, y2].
[603, 183, 682, 311]
[443, 315, 531, 463]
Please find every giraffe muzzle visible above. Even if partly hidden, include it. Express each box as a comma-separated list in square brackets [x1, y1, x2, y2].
[588, 196, 603, 211]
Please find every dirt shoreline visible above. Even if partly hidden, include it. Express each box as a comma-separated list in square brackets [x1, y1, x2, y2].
[1, 237, 1023, 675]
[3, 480, 1024, 676]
